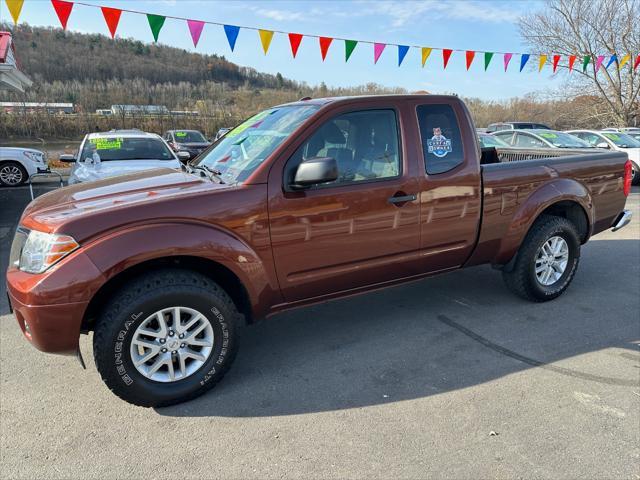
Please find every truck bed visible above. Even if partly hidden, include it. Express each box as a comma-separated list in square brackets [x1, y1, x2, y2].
[467, 149, 629, 267]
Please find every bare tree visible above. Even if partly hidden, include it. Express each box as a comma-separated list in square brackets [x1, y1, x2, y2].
[519, 0, 640, 126]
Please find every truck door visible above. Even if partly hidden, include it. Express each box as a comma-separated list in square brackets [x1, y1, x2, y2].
[267, 106, 421, 302]
[412, 101, 482, 271]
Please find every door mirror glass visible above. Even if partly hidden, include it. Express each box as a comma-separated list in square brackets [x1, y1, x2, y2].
[596, 142, 610, 149]
[177, 151, 191, 161]
[292, 157, 338, 188]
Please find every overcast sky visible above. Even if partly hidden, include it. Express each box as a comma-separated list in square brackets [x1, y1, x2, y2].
[1, 0, 565, 99]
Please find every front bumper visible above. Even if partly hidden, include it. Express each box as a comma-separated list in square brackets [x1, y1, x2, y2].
[5, 250, 104, 355]
[611, 209, 632, 232]
[6, 289, 88, 355]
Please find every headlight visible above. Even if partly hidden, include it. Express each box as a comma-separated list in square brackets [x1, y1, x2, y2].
[18, 229, 79, 274]
[24, 151, 45, 163]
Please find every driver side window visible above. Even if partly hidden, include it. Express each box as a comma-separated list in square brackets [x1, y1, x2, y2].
[285, 109, 400, 188]
[514, 133, 545, 148]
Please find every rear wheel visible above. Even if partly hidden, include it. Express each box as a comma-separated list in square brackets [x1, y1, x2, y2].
[93, 269, 240, 407]
[502, 215, 580, 302]
[0, 162, 27, 187]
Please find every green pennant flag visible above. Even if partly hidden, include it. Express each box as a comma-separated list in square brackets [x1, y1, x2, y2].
[484, 52, 494, 70]
[582, 55, 591, 72]
[345, 40, 357, 62]
[147, 14, 166, 42]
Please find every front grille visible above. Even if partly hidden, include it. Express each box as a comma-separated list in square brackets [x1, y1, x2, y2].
[8, 227, 29, 271]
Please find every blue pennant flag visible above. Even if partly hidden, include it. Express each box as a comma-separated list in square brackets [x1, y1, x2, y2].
[224, 25, 240, 51]
[398, 45, 409, 66]
[519, 53, 530, 72]
[605, 54, 617, 69]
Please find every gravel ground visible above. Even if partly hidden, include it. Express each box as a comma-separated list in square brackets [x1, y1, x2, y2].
[1, 185, 638, 480]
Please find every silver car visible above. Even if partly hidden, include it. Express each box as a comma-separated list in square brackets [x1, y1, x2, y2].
[61, 130, 186, 184]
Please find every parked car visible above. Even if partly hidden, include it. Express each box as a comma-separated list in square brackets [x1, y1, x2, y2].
[61, 130, 186, 184]
[486, 121, 551, 133]
[567, 129, 640, 184]
[602, 127, 640, 143]
[493, 129, 593, 149]
[163, 130, 211, 161]
[7, 95, 632, 407]
[0, 147, 48, 186]
[478, 132, 511, 148]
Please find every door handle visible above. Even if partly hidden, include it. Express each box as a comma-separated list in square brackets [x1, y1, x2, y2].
[388, 194, 417, 204]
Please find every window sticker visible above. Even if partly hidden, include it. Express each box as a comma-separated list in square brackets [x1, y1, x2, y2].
[226, 110, 276, 139]
[602, 133, 620, 141]
[175, 132, 187, 138]
[539, 132, 558, 139]
[89, 138, 123, 150]
[427, 127, 452, 158]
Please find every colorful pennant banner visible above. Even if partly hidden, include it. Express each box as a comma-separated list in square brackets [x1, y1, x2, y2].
[4, 0, 639, 75]
[52, 0, 73, 30]
[288, 33, 302, 58]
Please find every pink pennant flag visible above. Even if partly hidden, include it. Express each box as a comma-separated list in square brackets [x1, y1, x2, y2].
[503, 53, 513, 71]
[374, 43, 386, 64]
[594, 55, 605, 72]
[187, 20, 205, 47]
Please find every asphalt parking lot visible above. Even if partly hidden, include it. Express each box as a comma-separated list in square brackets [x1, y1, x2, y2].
[1, 182, 638, 479]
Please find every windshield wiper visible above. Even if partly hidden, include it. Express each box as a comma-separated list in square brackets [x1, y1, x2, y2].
[190, 164, 225, 184]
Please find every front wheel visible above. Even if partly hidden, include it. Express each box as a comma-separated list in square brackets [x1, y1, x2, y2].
[0, 162, 27, 187]
[93, 269, 240, 407]
[502, 215, 580, 302]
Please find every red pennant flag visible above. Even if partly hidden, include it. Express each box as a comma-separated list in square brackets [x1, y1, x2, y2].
[319, 37, 332, 61]
[552, 54, 561, 73]
[568, 55, 576, 72]
[465, 50, 475, 70]
[634, 54, 640, 71]
[101, 6, 122, 39]
[443, 49, 453, 69]
[52, 0, 73, 30]
[288, 33, 303, 58]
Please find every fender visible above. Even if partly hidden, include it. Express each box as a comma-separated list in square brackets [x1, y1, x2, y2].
[493, 178, 593, 266]
[81, 221, 281, 319]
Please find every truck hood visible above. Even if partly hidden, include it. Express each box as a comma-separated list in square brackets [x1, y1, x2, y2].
[22, 168, 229, 236]
[69, 159, 182, 184]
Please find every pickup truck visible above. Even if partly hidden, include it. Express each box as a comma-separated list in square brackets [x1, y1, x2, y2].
[6, 95, 633, 407]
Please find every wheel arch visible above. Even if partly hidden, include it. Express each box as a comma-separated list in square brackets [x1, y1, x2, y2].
[495, 178, 592, 267]
[82, 255, 252, 333]
[78, 222, 281, 332]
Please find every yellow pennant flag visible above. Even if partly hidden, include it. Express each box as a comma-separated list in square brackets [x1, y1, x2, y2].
[538, 54, 547, 72]
[421, 47, 432, 67]
[259, 29, 274, 55]
[5, 0, 24, 24]
[618, 53, 631, 69]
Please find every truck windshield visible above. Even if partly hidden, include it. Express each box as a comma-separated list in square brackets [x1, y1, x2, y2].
[79, 137, 175, 161]
[194, 105, 319, 184]
[537, 131, 592, 148]
[601, 132, 640, 148]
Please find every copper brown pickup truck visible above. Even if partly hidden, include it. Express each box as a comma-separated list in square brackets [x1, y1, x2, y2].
[6, 95, 633, 407]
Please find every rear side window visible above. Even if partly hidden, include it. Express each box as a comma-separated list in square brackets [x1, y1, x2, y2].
[417, 104, 464, 174]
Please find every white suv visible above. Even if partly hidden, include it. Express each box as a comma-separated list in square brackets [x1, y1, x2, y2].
[0, 147, 48, 186]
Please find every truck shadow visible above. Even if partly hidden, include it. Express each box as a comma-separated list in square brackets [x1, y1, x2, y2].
[157, 238, 639, 418]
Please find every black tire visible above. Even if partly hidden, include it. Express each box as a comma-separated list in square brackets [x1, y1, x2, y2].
[0, 161, 27, 187]
[502, 215, 580, 302]
[93, 269, 240, 407]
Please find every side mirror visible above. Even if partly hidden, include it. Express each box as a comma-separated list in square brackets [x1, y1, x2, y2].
[59, 154, 76, 163]
[292, 157, 338, 189]
[596, 142, 610, 149]
[177, 151, 191, 161]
